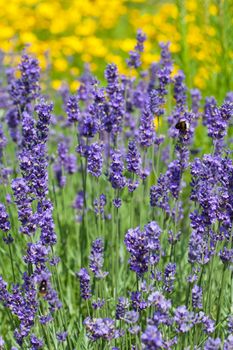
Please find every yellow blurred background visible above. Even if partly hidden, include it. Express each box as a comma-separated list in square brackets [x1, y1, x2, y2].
[1, 0, 233, 96]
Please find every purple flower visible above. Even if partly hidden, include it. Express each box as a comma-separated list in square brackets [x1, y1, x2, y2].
[73, 191, 84, 211]
[93, 194, 106, 218]
[30, 334, 43, 349]
[148, 62, 159, 93]
[126, 140, 141, 175]
[131, 291, 147, 311]
[163, 263, 176, 293]
[53, 163, 66, 188]
[135, 29, 147, 52]
[9, 54, 40, 110]
[150, 160, 182, 215]
[174, 305, 194, 333]
[150, 177, 169, 213]
[105, 63, 119, 96]
[192, 285, 203, 309]
[104, 64, 124, 134]
[116, 297, 130, 320]
[0, 124, 7, 162]
[141, 325, 164, 349]
[173, 71, 187, 112]
[224, 335, 233, 350]
[0, 336, 4, 347]
[0, 203, 10, 232]
[24, 242, 50, 265]
[9, 273, 38, 345]
[89, 238, 108, 278]
[139, 104, 156, 148]
[148, 291, 171, 313]
[191, 88, 201, 115]
[84, 317, 123, 341]
[5, 107, 20, 143]
[127, 29, 146, 68]
[200, 313, 215, 334]
[228, 315, 233, 333]
[56, 331, 68, 342]
[109, 150, 126, 189]
[3, 233, 14, 244]
[167, 160, 182, 199]
[125, 227, 149, 276]
[127, 179, 139, 193]
[39, 314, 53, 324]
[35, 99, 53, 143]
[124, 310, 139, 324]
[219, 247, 233, 264]
[144, 221, 161, 265]
[37, 200, 57, 246]
[66, 95, 80, 124]
[92, 298, 105, 310]
[113, 198, 122, 208]
[81, 112, 99, 138]
[87, 143, 103, 177]
[77, 268, 91, 300]
[204, 337, 221, 350]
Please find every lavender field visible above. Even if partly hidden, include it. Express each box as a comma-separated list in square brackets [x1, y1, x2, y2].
[0, 29, 233, 350]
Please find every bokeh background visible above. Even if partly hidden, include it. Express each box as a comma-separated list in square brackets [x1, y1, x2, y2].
[1, 0, 233, 99]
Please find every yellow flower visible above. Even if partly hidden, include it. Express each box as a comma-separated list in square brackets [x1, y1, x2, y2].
[52, 79, 62, 90]
[153, 116, 161, 131]
[0, 0, 226, 94]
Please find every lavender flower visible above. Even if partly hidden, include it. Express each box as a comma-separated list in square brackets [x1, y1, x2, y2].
[84, 317, 123, 341]
[92, 298, 105, 310]
[5, 107, 20, 143]
[66, 95, 80, 124]
[81, 111, 99, 138]
[127, 29, 146, 68]
[163, 263, 176, 293]
[173, 71, 187, 112]
[148, 291, 171, 313]
[104, 64, 124, 134]
[77, 268, 91, 300]
[224, 335, 233, 350]
[9, 54, 40, 110]
[73, 191, 84, 211]
[35, 99, 53, 144]
[124, 311, 139, 324]
[0, 124, 7, 162]
[174, 305, 194, 333]
[56, 331, 68, 342]
[125, 227, 149, 276]
[219, 247, 233, 264]
[190, 88, 201, 115]
[30, 334, 43, 349]
[0, 337, 4, 347]
[139, 103, 156, 148]
[116, 297, 130, 320]
[192, 285, 203, 309]
[204, 337, 221, 350]
[87, 143, 103, 177]
[141, 325, 164, 349]
[93, 194, 106, 218]
[126, 140, 141, 175]
[131, 291, 147, 311]
[109, 150, 126, 189]
[0, 203, 10, 232]
[24, 242, 50, 264]
[113, 198, 122, 208]
[144, 221, 161, 265]
[89, 238, 108, 278]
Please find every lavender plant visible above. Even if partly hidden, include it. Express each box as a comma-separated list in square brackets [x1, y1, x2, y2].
[0, 30, 232, 350]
